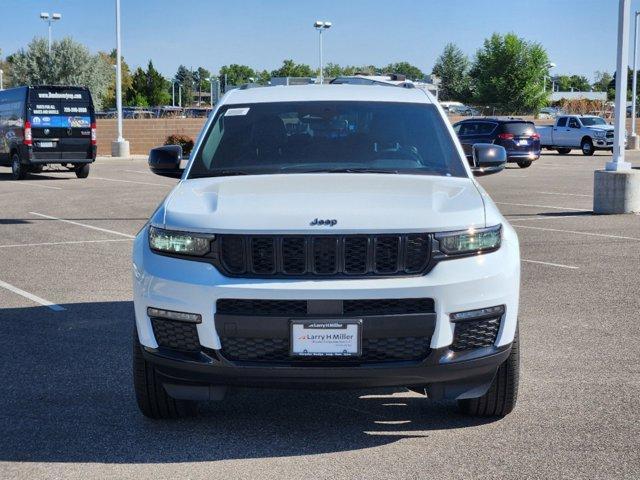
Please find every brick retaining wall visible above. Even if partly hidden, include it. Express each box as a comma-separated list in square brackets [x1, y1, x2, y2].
[96, 118, 206, 155]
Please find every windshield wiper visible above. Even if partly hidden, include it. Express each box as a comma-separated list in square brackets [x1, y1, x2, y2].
[191, 170, 253, 178]
[291, 168, 402, 174]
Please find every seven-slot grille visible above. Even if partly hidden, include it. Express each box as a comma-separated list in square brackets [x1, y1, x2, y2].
[218, 234, 432, 278]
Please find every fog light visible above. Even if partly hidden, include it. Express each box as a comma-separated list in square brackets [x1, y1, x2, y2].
[147, 307, 202, 323]
[449, 305, 505, 322]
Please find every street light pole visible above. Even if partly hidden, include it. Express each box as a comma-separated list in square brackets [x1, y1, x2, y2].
[607, 0, 632, 171]
[40, 13, 62, 55]
[543, 62, 556, 94]
[111, 0, 129, 157]
[594, 0, 640, 214]
[630, 11, 640, 149]
[313, 21, 332, 84]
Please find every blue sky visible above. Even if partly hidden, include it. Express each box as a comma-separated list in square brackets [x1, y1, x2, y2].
[0, 0, 632, 80]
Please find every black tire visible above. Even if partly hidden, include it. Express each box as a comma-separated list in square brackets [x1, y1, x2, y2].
[133, 329, 198, 419]
[75, 164, 91, 178]
[458, 328, 520, 418]
[517, 160, 532, 168]
[11, 153, 26, 180]
[556, 148, 571, 155]
[581, 138, 594, 156]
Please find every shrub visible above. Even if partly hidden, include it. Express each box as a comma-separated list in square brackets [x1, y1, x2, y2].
[165, 134, 194, 156]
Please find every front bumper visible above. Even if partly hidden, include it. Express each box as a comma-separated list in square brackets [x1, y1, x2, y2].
[142, 342, 512, 400]
[132, 223, 520, 397]
[593, 138, 614, 149]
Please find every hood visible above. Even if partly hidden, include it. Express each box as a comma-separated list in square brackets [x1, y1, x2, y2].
[159, 174, 486, 234]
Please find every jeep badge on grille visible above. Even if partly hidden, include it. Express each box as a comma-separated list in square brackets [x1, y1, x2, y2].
[310, 218, 337, 226]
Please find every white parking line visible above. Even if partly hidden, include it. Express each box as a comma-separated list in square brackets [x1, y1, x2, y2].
[29, 212, 135, 239]
[522, 259, 579, 269]
[495, 202, 590, 212]
[0, 238, 132, 249]
[5, 181, 62, 190]
[90, 176, 173, 187]
[536, 191, 592, 198]
[0, 279, 65, 311]
[123, 169, 154, 175]
[508, 215, 584, 222]
[514, 224, 640, 241]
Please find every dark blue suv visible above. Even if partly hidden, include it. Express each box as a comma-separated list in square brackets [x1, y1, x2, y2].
[453, 118, 540, 168]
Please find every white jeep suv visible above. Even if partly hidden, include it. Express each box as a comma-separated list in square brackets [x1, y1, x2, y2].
[132, 84, 520, 419]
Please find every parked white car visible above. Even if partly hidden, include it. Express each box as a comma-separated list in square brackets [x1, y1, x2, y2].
[537, 115, 614, 155]
[132, 84, 521, 420]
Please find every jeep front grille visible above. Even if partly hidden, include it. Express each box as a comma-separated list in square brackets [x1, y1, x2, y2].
[217, 233, 432, 278]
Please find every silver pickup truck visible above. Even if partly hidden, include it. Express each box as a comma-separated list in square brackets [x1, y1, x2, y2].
[537, 115, 614, 156]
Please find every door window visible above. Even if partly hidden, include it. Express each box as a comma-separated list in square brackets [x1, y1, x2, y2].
[557, 117, 568, 127]
[568, 118, 580, 129]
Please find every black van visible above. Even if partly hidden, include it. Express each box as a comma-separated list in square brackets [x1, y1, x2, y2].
[0, 85, 97, 179]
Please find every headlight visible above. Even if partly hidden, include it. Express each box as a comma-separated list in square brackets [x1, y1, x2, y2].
[148, 226, 211, 256]
[435, 225, 501, 256]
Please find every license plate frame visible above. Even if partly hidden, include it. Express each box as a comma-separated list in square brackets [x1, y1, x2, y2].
[38, 141, 55, 148]
[290, 319, 362, 357]
[516, 139, 530, 146]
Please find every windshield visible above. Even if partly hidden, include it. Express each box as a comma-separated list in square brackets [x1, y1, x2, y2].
[189, 101, 467, 178]
[580, 117, 607, 127]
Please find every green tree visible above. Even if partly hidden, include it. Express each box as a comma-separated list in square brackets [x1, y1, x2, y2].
[0, 49, 13, 88]
[146, 61, 170, 106]
[99, 49, 133, 109]
[382, 62, 424, 80]
[593, 71, 612, 92]
[256, 69, 271, 85]
[323, 62, 344, 78]
[271, 59, 313, 78]
[126, 61, 169, 107]
[555, 74, 591, 92]
[432, 43, 472, 101]
[470, 33, 549, 114]
[174, 65, 195, 105]
[128, 67, 148, 106]
[9, 37, 112, 109]
[193, 66, 211, 104]
[219, 64, 256, 87]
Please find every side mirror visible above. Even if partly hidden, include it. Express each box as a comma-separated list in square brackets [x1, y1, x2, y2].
[471, 144, 507, 176]
[148, 145, 183, 178]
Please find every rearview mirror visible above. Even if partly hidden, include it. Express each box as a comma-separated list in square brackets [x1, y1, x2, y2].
[471, 144, 507, 176]
[148, 145, 183, 178]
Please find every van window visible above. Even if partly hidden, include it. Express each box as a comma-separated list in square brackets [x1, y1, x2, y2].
[191, 101, 468, 178]
[28, 88, 92, 129]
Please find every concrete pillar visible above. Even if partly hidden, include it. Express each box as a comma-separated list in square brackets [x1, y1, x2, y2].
[593, 169, 640, 214]
[111, 140, 130, 157]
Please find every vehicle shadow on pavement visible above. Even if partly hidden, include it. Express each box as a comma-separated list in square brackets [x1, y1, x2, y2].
[0, 172, 73, 181]
[0, 301, 499, 464]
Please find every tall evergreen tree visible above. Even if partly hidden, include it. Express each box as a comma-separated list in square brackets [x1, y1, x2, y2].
[432, 43, 472, 101]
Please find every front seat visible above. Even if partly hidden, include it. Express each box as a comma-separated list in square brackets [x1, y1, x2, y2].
[250, 115, 287, 161]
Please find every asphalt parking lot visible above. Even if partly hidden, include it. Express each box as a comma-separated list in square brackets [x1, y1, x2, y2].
[1, 151, 639, 479]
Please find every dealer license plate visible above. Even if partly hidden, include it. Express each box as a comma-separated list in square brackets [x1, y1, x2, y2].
[291, 320, 362, 357]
